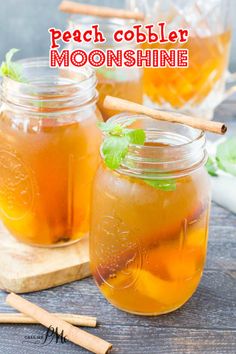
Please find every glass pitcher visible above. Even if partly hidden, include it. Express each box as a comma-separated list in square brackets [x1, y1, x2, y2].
[127, 0, 235, 119]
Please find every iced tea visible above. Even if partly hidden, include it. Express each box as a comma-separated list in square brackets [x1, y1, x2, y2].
[0, 59, 101, 246]
[90, 115, 211, 315]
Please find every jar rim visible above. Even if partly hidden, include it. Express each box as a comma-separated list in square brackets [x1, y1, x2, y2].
[2, 57, 96, 90]
[108, 113, 205, 148]
[1, 57, 98, 115]
[103, 113, 207, 179]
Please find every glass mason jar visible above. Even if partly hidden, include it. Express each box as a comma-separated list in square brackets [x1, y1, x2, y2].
[90, 114, 211, 315]
[66, 16, 143, 121]
[0, 58, 102, 247]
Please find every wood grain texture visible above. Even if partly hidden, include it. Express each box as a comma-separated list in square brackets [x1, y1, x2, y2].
[0, 203, 235, 353]
[0, 106, 235, 353]
[0, 226, 90, 293]
[0, 324, 235, 354]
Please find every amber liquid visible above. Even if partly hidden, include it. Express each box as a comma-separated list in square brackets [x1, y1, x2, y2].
[0, 110, 101, 246]
[143, 31, 231, 108]
[90, 164, 210, 315]
[96, 71, 143, 121]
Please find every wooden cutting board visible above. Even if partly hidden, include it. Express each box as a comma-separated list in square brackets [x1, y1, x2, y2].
[0, 223, 90, 293]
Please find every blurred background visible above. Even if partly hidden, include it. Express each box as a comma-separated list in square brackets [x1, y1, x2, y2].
[0, 0, 236, 71]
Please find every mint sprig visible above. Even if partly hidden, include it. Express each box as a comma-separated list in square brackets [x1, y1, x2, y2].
[206, 156, 218, 177]
[98, 120, 176, 191]
[0, 48, 25, 82]
[102, 135, 130, 170]
[98, 120, 145, 170]
[216, 138, 236, 176]
[206, 138, 236, 177]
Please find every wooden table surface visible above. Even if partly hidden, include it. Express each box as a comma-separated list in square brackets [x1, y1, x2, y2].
[0, 100, 236, 354]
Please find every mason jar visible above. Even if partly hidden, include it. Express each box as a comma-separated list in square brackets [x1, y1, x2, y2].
[66, 16, 143, 121]
[0, 58, 102, 247]
[90, 114, 211, 315]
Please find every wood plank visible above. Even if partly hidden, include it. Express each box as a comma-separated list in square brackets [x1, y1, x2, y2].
[0, 322, 235, 353]
[209, 204, 236, 231]
[1, 271, 235, 331]
[0, 224, 90, 293]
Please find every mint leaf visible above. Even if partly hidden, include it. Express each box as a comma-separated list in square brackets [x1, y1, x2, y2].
[144, 178, 176, 191]
[98, 118, 136, 134]
[0, 48, 25, 82]
[99, 120, 146, 170]
[97, 121, 117, 133]
[206, 156, 218, 177]
[102, 135, 130, 170]
[99, 120, 176, 191]
[216, 138, 236, 176]
[126, 129, 146, 145]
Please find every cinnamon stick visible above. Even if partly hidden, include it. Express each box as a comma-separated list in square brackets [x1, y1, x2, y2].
[59, 1, 145, 21]
[103, 96, 227, 135]
[6, 293, 112, 354]
[0, 313, 97, 327]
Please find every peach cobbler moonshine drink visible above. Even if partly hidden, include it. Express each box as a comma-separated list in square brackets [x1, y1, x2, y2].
[90, 114, 211, 315]
[0, 58, 101, 246]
